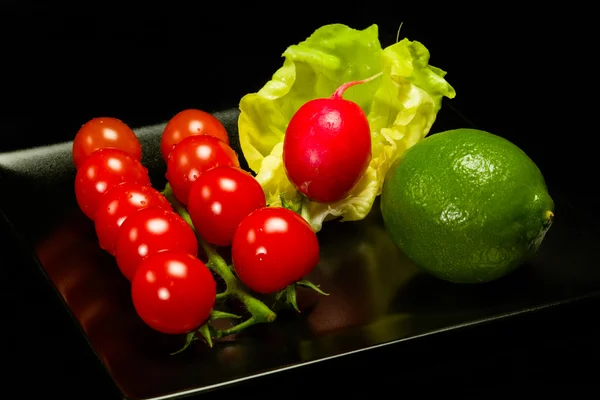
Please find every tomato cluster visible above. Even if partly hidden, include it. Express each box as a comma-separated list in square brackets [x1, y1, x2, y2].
[71, 109, 321, 339]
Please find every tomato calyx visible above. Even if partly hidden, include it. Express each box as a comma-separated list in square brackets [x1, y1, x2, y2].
[162, 183, 278, 345]
[275, 280, 329, 313]
[172, 331, 199, 355]
[279, 193, 313, 226]
[171, 309, 242, 354]
[279, 192, 302, 214]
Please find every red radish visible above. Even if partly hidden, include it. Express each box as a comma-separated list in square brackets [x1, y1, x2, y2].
[283, 73, 381, 204]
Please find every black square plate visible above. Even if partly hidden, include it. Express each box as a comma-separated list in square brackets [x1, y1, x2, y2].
[1, 100, 598, 399]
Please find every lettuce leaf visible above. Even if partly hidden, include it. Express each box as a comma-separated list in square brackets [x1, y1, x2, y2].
[238, 23, 456, 232]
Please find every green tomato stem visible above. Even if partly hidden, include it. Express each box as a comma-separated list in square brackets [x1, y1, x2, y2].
[162, 183, 277, 340]
[215, 316, 260, 338]
[215, 290, 229, 301]
[210, 309, 241, 320]
[201, 239, 277, 333]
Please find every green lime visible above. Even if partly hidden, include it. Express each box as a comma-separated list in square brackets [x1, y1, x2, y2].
[380, 128, 554, 284]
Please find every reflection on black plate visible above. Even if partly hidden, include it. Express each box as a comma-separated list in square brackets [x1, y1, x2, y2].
[0, 105, 598, 400]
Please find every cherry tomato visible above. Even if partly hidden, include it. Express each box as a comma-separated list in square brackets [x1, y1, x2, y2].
[161, 109, 230, 162]
[72, 117, 142, 170]
[165, 135, 240, 205]
[231, 207, 320, 294]
[94, 182, 173, 256]
[75, 149, 151, 220]
[187, 166, 266, 247]
[132, 251, 217, 335]
[115, 207, 198, 281]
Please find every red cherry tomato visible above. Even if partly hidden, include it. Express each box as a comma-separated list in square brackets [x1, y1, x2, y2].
[114, 207, 198, 281]
[132, 251, 217, 335]
[187, 166, 266, 247]
[161, 109, 230, 162]
[74, 149, 151, 220]
[165, 135, 240, 205]
[94, 182, 173, 256]
[72, 117, 142, 170]
[231, 207, 320, 294]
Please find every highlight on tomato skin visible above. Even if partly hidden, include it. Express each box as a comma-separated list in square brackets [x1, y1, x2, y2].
[165, 135, 241, 206]
[131, 251, 217, 335]
[114, 207, 199, 281]
[187, 166, 266, 247]
[72, 117, 142, 170]
[231, 207, 320, 294]
[74, 148, 151, 220]
[161, 109, 230, 162]
[93, 182, 173, 256]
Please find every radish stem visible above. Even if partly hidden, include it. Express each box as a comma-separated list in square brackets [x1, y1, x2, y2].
[331, 72, 383, 100]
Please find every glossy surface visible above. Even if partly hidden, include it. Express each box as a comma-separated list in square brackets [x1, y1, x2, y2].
[94, 182, 173, 255]
[132, 251, 217, 335]
[0, 107, 598, 400]
[283, 98, 372, 203]
[380, 128, 556, 283]
[232, 207, 320, 294]
[161, 109, 230, 162]
[166, 135, 240, 205]
[74, 149, 151, 219]
[72, 117, 143, 170]
[115, 207, 198, 281]
[188, 166, 266, 247]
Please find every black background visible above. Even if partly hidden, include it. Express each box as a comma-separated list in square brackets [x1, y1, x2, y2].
[1, 2, 596, 398]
